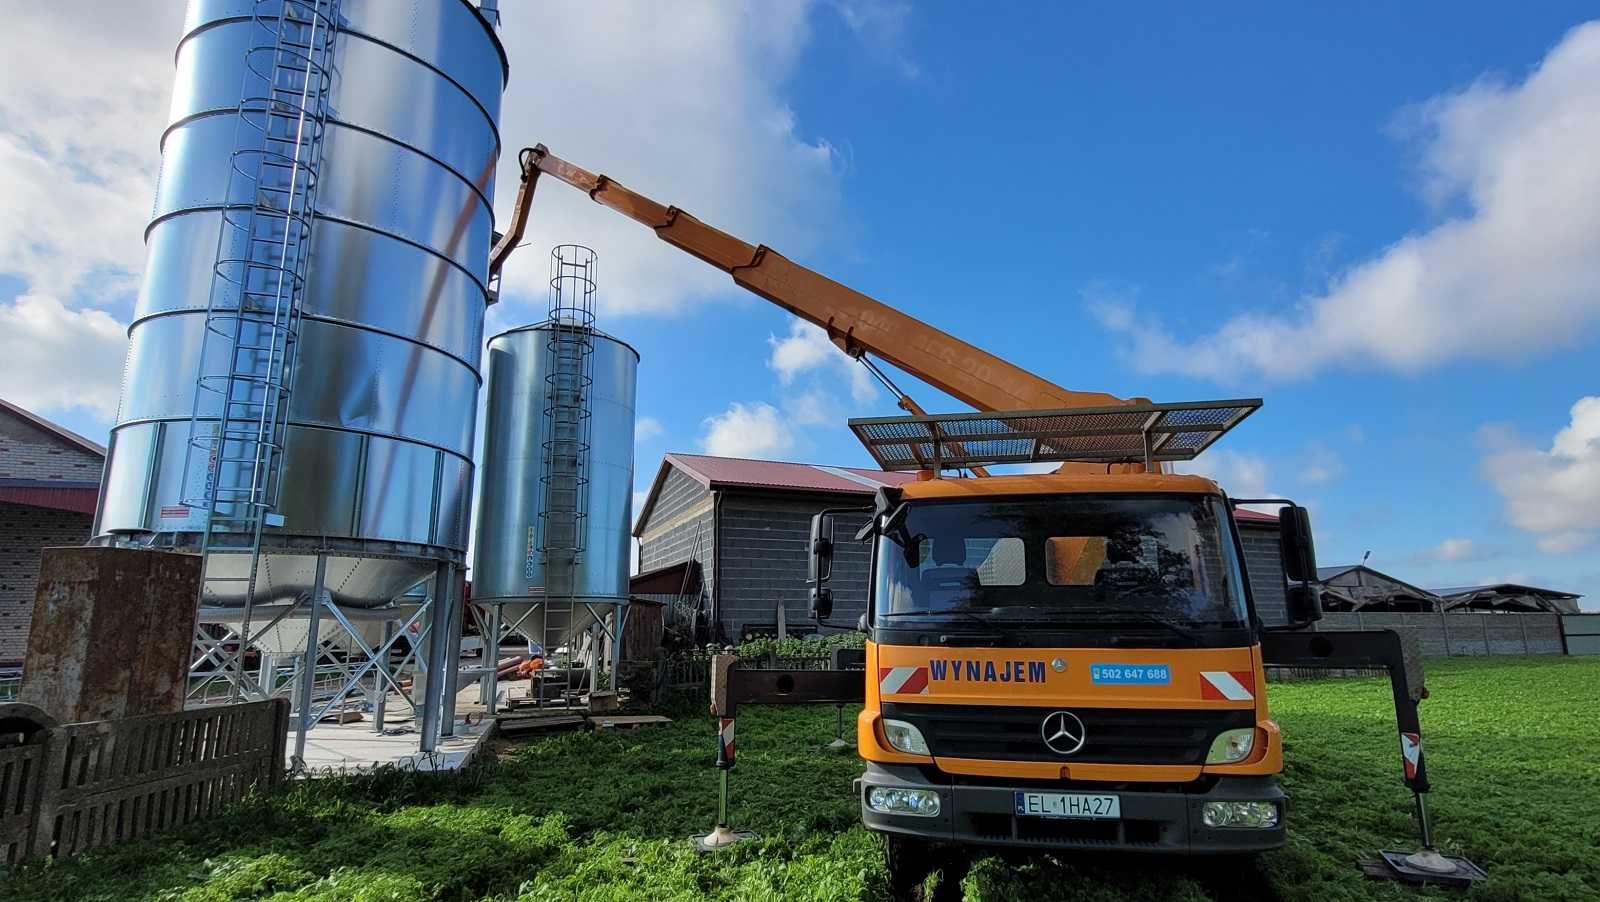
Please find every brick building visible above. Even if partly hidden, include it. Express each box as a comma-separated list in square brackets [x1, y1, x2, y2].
[633, 453, 1291, 641]
[0, 399, 106, 668]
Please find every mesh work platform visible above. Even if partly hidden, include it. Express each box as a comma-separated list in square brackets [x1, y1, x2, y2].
[848, 399, 1263, 471]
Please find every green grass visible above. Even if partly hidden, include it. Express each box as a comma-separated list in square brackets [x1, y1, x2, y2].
[1, 656, 1595, 901]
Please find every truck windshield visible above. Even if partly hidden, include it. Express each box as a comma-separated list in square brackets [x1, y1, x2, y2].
[873, 495, 1249, 629]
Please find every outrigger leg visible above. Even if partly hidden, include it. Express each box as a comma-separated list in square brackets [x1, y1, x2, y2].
[1261, 630, 1486, 888]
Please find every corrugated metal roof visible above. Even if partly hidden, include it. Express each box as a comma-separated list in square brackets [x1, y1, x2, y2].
[1434, 583, 1581, 600]
[663, 453, 920, 495]
[1315, 564, 1439, 602]
[0, 397, 106, 457]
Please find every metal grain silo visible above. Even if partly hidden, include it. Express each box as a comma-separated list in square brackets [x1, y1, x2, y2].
[471, 318, 640, 654]
[95, 0, 505, 627]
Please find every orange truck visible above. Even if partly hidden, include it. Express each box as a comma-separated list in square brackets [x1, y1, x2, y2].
[494, 146, 1454, 890]
[824, 469, 1314, 883]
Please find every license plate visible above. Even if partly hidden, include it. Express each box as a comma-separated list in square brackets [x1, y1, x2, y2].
[1014, 791, 1121, 820]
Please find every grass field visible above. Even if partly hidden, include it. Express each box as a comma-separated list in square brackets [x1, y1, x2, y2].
[1, 656, 1596, 901]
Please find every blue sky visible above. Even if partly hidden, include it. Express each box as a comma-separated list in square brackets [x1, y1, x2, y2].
[3, 3, 1597, 607]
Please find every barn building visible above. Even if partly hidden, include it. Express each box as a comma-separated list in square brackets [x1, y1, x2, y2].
[633, 453, 1293, 642]
[0, 399, 106, 672]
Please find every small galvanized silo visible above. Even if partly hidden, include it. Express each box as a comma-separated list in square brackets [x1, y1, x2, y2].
[471, 320, 640, 653]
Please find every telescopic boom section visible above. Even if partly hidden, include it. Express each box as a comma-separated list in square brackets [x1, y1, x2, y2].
[489, 144, 1132, 414]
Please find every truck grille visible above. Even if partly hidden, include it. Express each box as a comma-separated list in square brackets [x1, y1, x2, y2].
[881, 703, 1253, 765]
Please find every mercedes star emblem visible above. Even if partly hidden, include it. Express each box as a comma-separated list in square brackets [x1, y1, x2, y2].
[1051, 658, 1066, 673]
[1041, 710, 1087, 756]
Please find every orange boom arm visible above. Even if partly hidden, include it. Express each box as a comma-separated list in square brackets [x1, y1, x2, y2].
[490, 145, 1133, 416]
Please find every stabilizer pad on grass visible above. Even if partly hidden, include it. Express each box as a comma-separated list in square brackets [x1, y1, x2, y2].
[1360, 851, 1487, 888]
[692, 828, 760, 853]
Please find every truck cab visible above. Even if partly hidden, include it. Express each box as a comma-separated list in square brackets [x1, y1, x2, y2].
[825, 472, 1320, 873]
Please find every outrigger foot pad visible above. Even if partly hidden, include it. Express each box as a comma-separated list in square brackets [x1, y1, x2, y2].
[693, 826, 759, 853]
[1362, 850, 1487, 888]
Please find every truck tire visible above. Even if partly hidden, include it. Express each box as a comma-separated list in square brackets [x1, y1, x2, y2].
[885, 834, 934, 900]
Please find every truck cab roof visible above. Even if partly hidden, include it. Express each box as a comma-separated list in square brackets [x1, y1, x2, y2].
[898, 472, 1226, 500]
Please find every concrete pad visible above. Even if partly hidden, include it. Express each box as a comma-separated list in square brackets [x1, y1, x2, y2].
[286, 715, 494, 775]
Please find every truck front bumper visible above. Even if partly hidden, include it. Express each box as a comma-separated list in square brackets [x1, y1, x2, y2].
[858, 763, 1286, 854]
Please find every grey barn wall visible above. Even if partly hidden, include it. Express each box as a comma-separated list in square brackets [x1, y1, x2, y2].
[1238, 523, 1288, 626]
[0, 415, 103, 482]
[1311, 611, 1565, 656]
[718, 491, 870, 638]
[636, 469, 715, 617]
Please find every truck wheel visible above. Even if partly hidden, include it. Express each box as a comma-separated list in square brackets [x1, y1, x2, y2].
[885, 834, 934, 900]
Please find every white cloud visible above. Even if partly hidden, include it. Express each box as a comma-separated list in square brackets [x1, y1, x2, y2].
[635, 416, 664, 442]
[0, 294, 128, 419]
[783, 390, 837, 427]
[0, 3, 889, 422]
[1299, 442, 1342, 486]
[766, 318, 878, 403]
[1537, 531, 1590, 555]
[1432, 538, 1478, 561]
[491, 3, 846, 320]
[1481, 396, 1600, 554]
[0, 5, 179, 302]
[1094, 22, 1600, 380]
[1173, 449, 1271, 499]
[700, 402, 797, 459]
[828, 0, 920, 80]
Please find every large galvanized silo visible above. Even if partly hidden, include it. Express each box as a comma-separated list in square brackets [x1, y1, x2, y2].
[95, 0, 506, 617]
[472, 322, 639, 647]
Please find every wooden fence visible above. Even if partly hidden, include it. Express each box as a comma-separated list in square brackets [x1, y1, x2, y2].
[1, 698, 288, 866]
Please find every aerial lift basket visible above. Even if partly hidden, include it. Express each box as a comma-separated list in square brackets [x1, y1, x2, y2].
[848, 398, 1262, 471]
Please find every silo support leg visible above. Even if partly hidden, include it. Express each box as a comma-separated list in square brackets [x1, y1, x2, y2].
[419, 562, 453, 753]
[441, 566, 464, 736]
[293, 555, 328, 769]
[484, 604, 502, 714]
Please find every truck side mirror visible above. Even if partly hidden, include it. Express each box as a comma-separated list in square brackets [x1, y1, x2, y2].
[810, 586, 834, 621]
[808, 513, 835, 621]
[1286, 583, 1323, 623]
[1278, 504, 1317, 584]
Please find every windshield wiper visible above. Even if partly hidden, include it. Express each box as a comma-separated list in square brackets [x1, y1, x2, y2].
[884, 608, 998, 629]
[1087, 612, 1203, 646]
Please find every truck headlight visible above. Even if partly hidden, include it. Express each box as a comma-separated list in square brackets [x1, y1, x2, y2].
[881, 718, 930, 755]
[1205, 728, 1255, 764]
[867, 786, 941, 817]
[1201, 801, 1279, 828]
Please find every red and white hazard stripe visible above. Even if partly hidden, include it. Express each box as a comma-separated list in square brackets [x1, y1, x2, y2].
[878, 666, 930, 695]
[1200, 670, 1256, 701]
[1399, 731, 1421, 780]
[719, 717, 736, 763]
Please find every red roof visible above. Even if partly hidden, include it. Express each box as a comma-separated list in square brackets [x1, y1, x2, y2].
[1232, 508, 1280, 524]
[664, 452, 920, 495]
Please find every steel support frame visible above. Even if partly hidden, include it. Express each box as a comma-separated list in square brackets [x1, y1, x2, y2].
[469, 600, 541, 712]
[190, 563, 446, 769]
[419, 562, 458, 753]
